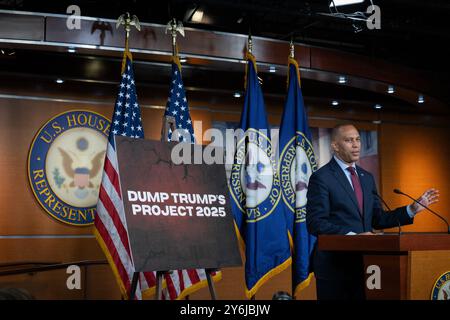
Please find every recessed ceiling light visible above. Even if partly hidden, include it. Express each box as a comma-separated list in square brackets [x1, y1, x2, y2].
[56, 79, 64, 84]
[338, 76, 347, 84]
[418, 94, 425, 104]
[191, 10, 204, 22]
[387, 85, 395, 94]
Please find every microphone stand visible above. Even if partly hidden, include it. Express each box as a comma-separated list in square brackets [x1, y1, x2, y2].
[394, 189, 450, 234]
[373, 191, 402, 235]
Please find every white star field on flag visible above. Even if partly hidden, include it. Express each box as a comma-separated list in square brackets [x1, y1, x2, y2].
[164, 66, 195, 142]
[109, 60, 144, 146]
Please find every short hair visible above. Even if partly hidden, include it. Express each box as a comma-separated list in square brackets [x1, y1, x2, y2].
[331, 123, 357, 142]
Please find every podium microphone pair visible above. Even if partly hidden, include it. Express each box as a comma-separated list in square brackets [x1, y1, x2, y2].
[393, 188, 450, 234]
[373, 189, 450, 234]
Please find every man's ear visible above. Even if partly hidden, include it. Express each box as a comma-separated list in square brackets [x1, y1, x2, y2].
[331, 141, 338, 153]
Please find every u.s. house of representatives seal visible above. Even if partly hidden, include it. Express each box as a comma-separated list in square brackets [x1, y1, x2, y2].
[229, 129, 281, 222]
[279, 132, 318, 222]
[431, 271, 450, 300]
[28, 110, 110, 226]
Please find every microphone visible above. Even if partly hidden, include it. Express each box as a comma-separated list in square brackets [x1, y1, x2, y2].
[372, 190, 402, 235]
[393, 188, 450, 234]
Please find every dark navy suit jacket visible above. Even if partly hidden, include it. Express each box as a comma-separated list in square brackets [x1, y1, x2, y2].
[306, 157, 414, 280]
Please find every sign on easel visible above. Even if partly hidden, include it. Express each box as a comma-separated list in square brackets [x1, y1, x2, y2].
[115, 136, 242, 272]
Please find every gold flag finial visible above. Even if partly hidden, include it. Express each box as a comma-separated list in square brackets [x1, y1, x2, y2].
[165, 18, 185, 56]
[116, 12, 141, 41]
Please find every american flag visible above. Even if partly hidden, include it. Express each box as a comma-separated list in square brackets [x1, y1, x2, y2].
[159, 58, 221, 300]
[164, 60, 195, 143]
[94, 52, 157, 300]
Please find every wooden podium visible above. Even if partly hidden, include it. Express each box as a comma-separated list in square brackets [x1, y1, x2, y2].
[318, 233, 450, 300]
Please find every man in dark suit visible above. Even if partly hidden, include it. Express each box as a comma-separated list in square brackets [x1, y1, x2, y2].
[306, 123, 439, 300]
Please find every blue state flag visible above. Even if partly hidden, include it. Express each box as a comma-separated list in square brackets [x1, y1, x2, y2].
[229, 52, 292, 298]
[279, 57, 318, 297]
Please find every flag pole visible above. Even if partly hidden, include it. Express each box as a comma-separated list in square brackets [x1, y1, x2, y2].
[161, 20, 219, 300]
[290, 38, 295, 59]
[244, 33, 254, 91]
[289, 37, 296, 299]
[287, 38, 301, 89]
[116, 12, 142, 300]
[247, 32, 256, 302]
[161, 18, 185, 141]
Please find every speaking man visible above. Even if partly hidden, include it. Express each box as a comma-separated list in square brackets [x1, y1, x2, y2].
[306, 123, 439, 300]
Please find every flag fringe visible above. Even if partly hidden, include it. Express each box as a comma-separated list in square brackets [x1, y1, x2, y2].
[244, 51, 258, 89]
[293, 272, 314, 298]
[287, 57, 301, 88]
[172, 55, 182, 72]
[235, 222, 292, 299]
[93, 227, 158, 299]
[245, 256, 292, 299]
[121, 38, 133, 74]
[287, 231, 294, 251]
[175, 272, 223, 300]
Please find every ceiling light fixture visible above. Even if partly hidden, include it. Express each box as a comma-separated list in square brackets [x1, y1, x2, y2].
[418, 94, 425, 104]
[329, 0, 365, 7]
[191, 10, 204, 23]
[338, 76, 347, 84]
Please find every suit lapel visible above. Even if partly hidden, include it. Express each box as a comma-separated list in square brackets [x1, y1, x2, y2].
[329, 159, 361, 216]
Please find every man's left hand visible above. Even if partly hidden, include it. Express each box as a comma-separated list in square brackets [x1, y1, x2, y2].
[409, 188, 440, 215]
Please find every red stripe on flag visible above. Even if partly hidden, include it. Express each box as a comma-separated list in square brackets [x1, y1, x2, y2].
[143, 271, 156, 288]
[164, 273, 179, 300]
[178, 270, 185, 292]
[98, 186, 132, 257]
[104, 156, 122, 198]
[187, 269, 201, 284]
[95, 216, 131, 293]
